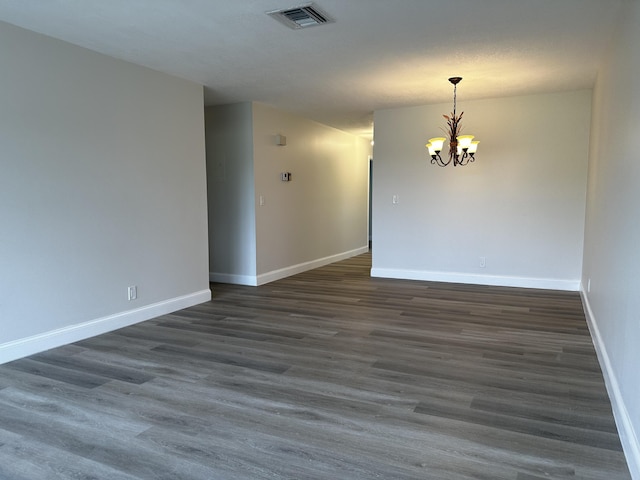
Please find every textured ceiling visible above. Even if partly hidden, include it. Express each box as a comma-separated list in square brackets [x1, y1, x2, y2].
[0, 0, 623, 137]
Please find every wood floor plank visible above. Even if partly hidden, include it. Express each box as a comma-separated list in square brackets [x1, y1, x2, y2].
[3, 358, 111, 389]
[0, 252, 631, 479]
[0, 428, 142, 480]
[29, 349, 156, 385]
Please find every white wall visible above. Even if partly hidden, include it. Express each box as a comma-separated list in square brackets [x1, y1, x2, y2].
[205, 103, 257, 284]
[582, 1, 640, 476]
[252, 103, 370, 283]
[206, 102, 370, 286]
[0, 21, 210, 363]
[372, 90, 591, 290]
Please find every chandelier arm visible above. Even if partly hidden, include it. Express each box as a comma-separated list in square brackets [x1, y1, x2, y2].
[457, 150, 473, 166]
[430, 153, 451, 167]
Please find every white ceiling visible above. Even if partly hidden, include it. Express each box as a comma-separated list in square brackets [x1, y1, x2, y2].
[0, 0, 623, 137]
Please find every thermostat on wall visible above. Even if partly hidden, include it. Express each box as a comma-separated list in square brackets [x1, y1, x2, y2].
[276, 134, 287, 146]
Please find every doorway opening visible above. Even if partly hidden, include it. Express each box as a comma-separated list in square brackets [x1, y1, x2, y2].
[368, 155, 373, 251]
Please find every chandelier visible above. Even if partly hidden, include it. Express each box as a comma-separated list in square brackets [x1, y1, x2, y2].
[426, 77, 479, 167]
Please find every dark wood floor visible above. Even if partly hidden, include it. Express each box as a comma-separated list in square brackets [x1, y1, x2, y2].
[0, 253, 631, 479]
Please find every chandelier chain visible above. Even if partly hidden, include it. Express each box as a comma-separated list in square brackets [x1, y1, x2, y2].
[453, 83, 457, 118]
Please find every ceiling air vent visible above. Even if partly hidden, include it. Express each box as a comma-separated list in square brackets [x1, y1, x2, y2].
[267, 3, 334, 29]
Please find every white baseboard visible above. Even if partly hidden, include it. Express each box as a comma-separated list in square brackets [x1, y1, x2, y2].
[209, 246, 370, 286]
[256, 246, 369, 285]
[580, 288, 640, 479]
[370, 268, 580, 291]
[209, 272, 258, 286]
[0, 289, 211, 365]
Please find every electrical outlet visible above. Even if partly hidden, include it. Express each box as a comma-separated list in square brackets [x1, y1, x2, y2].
[479, 256, 486, 268]
[127, 286, 137, 301]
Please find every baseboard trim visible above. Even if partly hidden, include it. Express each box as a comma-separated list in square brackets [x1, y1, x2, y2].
[256, 246, 369, 286]
[370, 268, 579, 291]
[209, 272, 258, 286]
[0, 289, 212, 365]
[580, 288, 640, 479]
[210, 246, 369, 286]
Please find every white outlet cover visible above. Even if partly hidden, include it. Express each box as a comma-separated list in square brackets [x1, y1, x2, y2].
[128, 286, 137, 300]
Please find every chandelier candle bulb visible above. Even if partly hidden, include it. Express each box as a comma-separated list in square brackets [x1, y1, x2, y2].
[430, 137, 446, 150]
[426, 143, 435, 156]
[457, 135, 474, 150]
[428, 137, 446, 153]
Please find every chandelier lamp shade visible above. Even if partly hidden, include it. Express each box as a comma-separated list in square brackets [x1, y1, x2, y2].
[426, 77, 479, 167]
